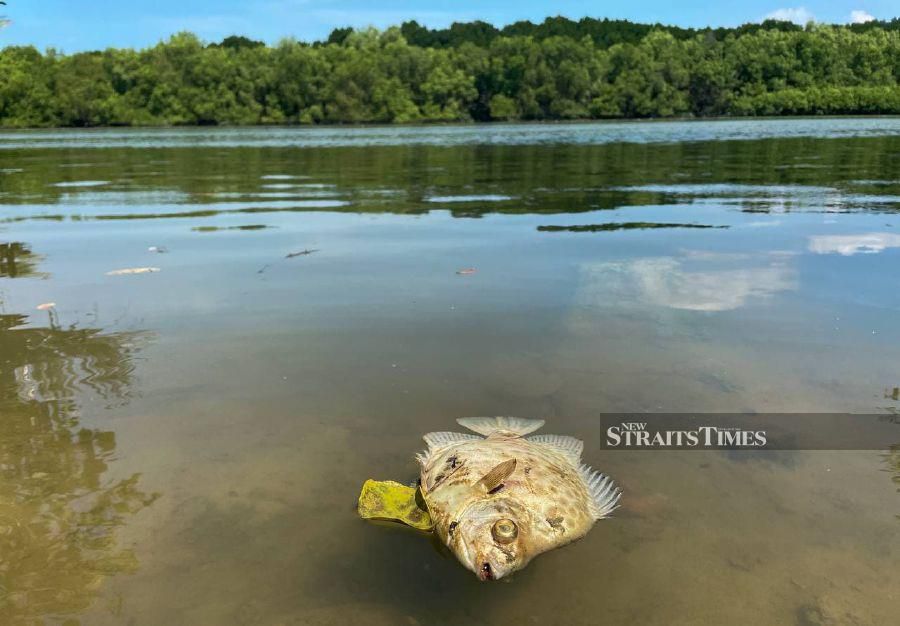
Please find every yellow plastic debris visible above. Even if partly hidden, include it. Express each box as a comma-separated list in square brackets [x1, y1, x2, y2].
[357, 479, 433, 531]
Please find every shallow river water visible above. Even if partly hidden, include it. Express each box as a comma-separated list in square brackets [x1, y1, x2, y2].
[1, 119, 899, 625]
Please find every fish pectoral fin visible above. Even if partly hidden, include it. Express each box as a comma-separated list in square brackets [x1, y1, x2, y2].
[579, 464, 622, 520]
[457, 416, 545, 437]
[527, 434, 584, 466]
[476, 458, 517, 493]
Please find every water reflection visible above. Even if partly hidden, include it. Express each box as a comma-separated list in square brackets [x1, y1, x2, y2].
[885, 408, 900, 507]
[808, 232, 900, 256]
[2, 128, 900, 225]
[1, 123, 899, 623]
[578, 252, 796, 312]
[0, 242, 45, 279]
[537, 222, 726, 233]
[886, 444, 900, 506]
[0, 259, 158, 621]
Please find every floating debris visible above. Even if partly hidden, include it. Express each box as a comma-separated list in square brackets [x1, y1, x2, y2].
[259, 248, 319, 273]
[106, 267, 160, 276]
[286, 249, 319, 258]
[148, 246, 168, 253]
[357, 479, 433, 531]
[456, 268, 477, 275]
[36, 302, 56, 311]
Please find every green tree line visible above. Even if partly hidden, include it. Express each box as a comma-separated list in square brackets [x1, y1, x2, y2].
[393, 16, 900, 49]
[1, 18, 900, 127]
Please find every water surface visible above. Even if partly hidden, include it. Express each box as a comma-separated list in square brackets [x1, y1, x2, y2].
[1, 118, 899, 625]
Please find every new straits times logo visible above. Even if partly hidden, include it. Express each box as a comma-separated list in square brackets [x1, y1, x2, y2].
[607, 421, 768, 448]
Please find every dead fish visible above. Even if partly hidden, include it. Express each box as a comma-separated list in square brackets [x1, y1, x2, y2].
[417, 417, 621, 581]
[106, 267, 160, 276]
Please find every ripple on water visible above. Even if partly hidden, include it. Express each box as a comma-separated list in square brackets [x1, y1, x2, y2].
[50, 180, 110, 188]
[610, 184, 839, 196]
[425, 194, 514, 203]
[260, 183, 337, 191]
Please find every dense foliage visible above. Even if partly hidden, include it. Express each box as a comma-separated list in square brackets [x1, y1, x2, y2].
[2, 17, 900, 127]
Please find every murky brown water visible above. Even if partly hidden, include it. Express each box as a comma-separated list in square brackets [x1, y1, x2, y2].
[1, 120, 899, 625]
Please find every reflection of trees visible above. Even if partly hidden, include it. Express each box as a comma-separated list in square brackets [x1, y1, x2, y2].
[0, 242, 45, 278]
[0, 311, 158, 621]
[887, 444, 899, 494]
[882, 408, 899, 517]
[885, 441, 900, 523]
[4, 135, 900, 222]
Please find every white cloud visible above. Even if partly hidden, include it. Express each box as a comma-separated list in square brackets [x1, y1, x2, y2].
[765, 7, 815, 24]
[850, 10, 876, 24]
[808, 233, 900, 256]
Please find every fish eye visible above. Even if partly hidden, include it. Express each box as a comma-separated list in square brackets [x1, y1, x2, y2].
[491, 518, 518, 544]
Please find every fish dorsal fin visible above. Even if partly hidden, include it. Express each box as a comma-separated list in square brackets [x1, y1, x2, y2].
[578, 464, 622, 520]
[417, 432, 480, 468]
[528, 434, 584, 466]
[476, 459, 517, 493]
[423, 431, 481, 450]
[457, 417, 545, 437]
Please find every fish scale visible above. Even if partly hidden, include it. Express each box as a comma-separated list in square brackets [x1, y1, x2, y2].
[417, 417, 621, 581]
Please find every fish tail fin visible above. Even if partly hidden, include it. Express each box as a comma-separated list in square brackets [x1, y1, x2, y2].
[456, 416, 545, 437]
[579, 464, 622, 520]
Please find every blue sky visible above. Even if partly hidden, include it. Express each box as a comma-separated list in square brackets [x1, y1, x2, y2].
[0, 1, 896, 52]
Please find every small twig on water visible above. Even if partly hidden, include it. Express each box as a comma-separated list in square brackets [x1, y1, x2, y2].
[286, 249, 319, 259]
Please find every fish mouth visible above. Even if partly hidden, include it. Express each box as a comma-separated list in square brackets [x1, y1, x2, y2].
[453, 526, 494, 580]
[448, 502, 505, 581]
[461, 541, 497, 582]
[478, 561, 495, 581]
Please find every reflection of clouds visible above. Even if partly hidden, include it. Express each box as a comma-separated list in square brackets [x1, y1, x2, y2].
[808, 233, 900, 256]
[629, 259, 794, 311]
[578, 253, 795, 312]
[681, 250, 750, 261]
